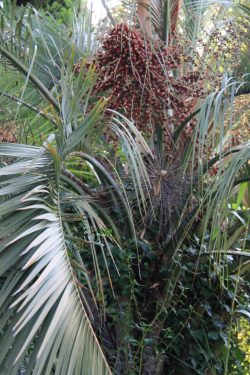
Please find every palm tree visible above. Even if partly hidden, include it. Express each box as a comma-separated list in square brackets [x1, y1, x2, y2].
[0, 1, 249, 374]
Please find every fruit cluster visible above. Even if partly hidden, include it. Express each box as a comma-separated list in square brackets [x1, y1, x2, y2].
[0, 125, 17, 143]
[75, 23, 210, 153]
[202, 15, 250, 74]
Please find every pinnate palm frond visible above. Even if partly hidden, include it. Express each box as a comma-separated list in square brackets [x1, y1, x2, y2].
[0, 143, 112, 375]
[190, 77, 249, 170]
[0, 2, 94, 143]
[109, 111, 153, 217]
[0, 3, 69, 88]
[180, 75, 250, 261]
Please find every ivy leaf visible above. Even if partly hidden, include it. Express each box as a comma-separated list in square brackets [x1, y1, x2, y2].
[208, 331, 219, 340]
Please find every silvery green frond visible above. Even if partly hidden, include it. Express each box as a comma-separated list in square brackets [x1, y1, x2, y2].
[0, 143, 112, 375]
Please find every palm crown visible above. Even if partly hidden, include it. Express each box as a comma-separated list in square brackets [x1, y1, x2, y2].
[0, 0, 249, 374]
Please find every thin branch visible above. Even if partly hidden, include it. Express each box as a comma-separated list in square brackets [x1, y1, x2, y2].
[0, 91, 57, 127]
[173, 108, 201, 142]
[0, 46, 60, 113]
[61, 167, 92, 195]
[100, 0, 116, 26]
[234, 177, 250, 187]
[200, 250, 250, 257]
[202, 148, 240, 174]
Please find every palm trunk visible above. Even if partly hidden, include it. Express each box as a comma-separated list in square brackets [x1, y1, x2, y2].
[170, 0, 183, 38]
[135, 0, 153, 37]
[135, 0, 183, 42]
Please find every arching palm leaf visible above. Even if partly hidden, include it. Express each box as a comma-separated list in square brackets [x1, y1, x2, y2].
[0, 2, 93, 142]
[0, 143, 113, 375]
